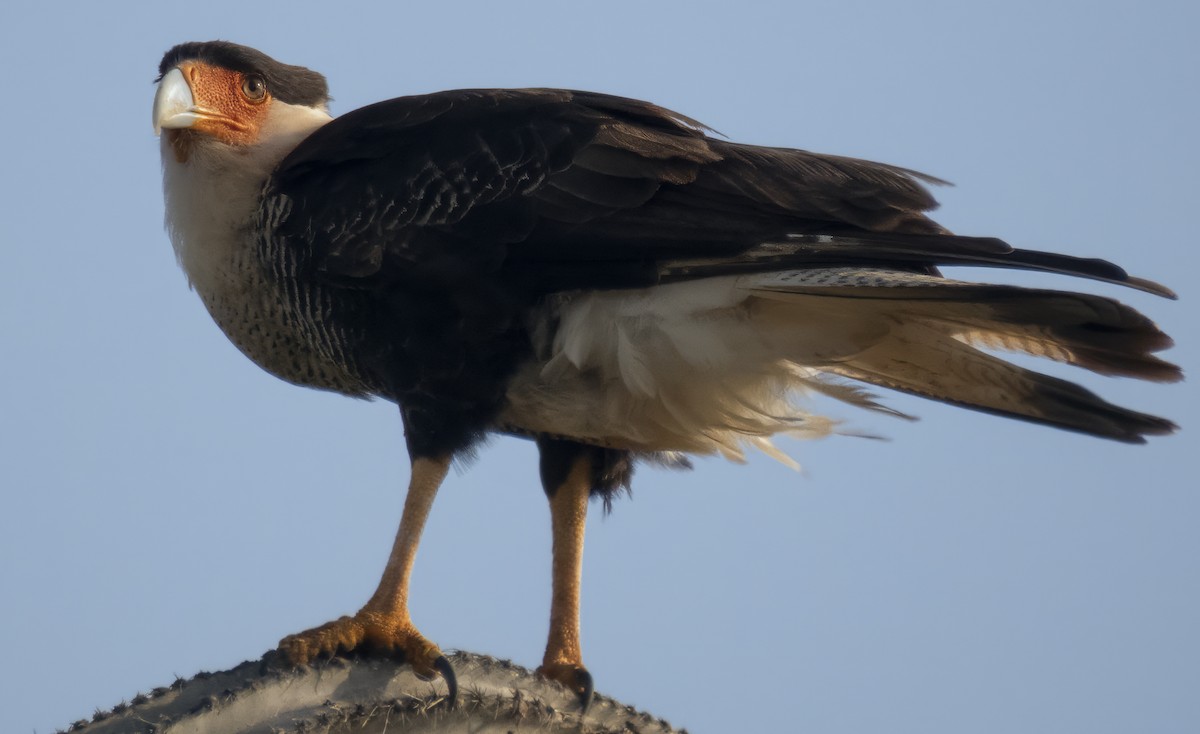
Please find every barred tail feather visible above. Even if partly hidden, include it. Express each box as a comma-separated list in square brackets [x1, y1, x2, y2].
[825, 325, 1176, 443]
[750, 268, 1180, 442]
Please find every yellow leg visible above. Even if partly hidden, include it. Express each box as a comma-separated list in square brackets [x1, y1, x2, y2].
[278, 456, 454, 694]
[536, 449, 594, 709]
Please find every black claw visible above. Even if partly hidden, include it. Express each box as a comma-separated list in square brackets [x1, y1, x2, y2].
[574, 668, 594, 714]
[433, 655, 458, 709]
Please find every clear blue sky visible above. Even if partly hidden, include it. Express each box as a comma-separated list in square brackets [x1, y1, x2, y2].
[1, 1, 1196, 732]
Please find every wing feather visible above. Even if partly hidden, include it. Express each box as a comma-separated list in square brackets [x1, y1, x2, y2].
[258, 87, 1170, 303]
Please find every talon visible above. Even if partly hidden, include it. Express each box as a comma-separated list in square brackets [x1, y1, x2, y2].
[397, 632, 445, 679]
[538, 662, 593, 712]
[574, 668, 594, 713]
[433, 655, 458, 709]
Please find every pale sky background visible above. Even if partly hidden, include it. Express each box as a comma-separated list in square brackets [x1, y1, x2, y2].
[1, 1, 1196, 732]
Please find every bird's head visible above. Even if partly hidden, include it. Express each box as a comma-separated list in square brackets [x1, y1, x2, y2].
[153, 41, 331, 162]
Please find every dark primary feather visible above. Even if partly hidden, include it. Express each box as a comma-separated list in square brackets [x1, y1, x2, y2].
[663, 235, 1175, 297]
[262, 88, 1170, 299]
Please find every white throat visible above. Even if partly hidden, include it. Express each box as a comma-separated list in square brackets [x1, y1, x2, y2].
[160, 100, 332, 297]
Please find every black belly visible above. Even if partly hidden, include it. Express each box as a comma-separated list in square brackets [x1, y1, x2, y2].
[340, 275, 537, 458]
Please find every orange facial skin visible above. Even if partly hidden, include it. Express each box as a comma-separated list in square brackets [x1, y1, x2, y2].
[167, 61, 272, 161]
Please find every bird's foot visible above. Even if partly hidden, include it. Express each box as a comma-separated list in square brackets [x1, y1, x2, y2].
[278, 611, 457, 706]
[538, 661, 594, 712]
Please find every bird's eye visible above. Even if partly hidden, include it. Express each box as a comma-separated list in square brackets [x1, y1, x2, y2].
[241, 75, 267, 102]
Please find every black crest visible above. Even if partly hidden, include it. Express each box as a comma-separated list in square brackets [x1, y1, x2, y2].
[158, 41, 329, 107]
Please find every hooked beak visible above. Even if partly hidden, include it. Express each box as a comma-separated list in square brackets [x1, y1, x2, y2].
[153, 67, 200, 135]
